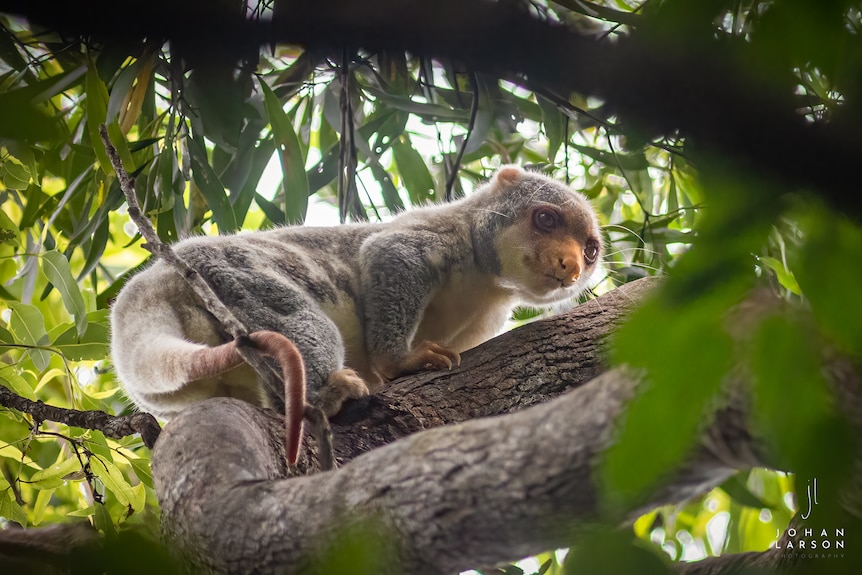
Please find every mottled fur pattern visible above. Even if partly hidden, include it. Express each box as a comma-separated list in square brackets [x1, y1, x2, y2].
[110, 165, 602, 429]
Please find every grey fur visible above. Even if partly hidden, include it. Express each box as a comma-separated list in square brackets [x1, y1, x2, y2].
[110, 165, 602, 420]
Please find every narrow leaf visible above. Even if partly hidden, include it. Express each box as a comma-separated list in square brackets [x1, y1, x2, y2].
[259, 78, 308, 224]
[538, 95, 565, 162]
[90, 456, 135, 507]
[7, 302, 50, 370]
[33, 488, 54, 525]
[392, 136, 435, 204]
[85, 56, 113, 174]
[0, 367, 37, 401]
[42, 250, 88, 338]
[186, 136, 238, 232]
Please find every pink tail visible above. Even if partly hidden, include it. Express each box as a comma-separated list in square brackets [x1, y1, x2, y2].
[188, 331, 307, 465]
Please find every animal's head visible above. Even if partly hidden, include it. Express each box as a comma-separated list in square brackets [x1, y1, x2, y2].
[472, 165, 602, 305]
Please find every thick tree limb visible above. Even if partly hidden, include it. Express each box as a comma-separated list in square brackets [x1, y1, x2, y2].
[151, 276, 862, 573]
[0, 522, 99, 572]
[149, 277, 793, 573]
[153, 367, 755, 574]
[328, 276, 659, 464]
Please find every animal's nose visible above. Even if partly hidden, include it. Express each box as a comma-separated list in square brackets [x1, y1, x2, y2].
[558, 255, 581, 285]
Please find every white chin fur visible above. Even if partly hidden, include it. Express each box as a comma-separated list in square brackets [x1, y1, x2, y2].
[496, 275, 590, 306]
[519, 282, 588, 306]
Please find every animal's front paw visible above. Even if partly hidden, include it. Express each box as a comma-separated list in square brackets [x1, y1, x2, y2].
[372, 341, 461, 381]
[318, 369, 370, 416]
[409, 340, 461, 372]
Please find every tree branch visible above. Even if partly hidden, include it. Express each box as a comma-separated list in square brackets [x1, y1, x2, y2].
[0, 384, 161, 449]
[152, 367, 757, 574]
[146, 277, 759, 573]
[98, 124, 334, 464]
[150, 277, 862, 573]
[0, 522, 100, 572]
[328, 276, 659, 464]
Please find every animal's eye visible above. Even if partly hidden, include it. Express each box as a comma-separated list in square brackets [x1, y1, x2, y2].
[584, 239, 600, 264]
[532, 207, 559, 232]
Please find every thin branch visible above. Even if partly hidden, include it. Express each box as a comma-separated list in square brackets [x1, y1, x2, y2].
[96, 124, 285, 406]
[97, 125, 337, 466]
[98, 125, 246, 341]
[445, 71, 479, 201]
[0, 384, 161, 449]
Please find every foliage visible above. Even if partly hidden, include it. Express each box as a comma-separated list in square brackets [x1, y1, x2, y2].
[0, 0, 860, 572]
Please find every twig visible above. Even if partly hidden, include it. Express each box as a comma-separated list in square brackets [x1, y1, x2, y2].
[445, 72, 479, 201]
[97, 124, 286, 414]
[98, 125, 249, 340]
[98, 124, 336, 467]
[0, 385, 161, 449]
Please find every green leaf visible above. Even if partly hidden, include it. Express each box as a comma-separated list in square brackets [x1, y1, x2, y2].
[68, 505, 96, 518]
[369, 161, 404, 214]
[0, 366, 37, 401]
[78, 214, 110, 281]
[90, 456, 135, 508]
[84, 430, 111, 459]
[1, 157, 30, 189]
[85, 55, 113, 174]
[126, 455, 154, 490]
[30, 456, 82, 489]
[538, 95, 565, 162]
[0, 209, 19, 246]
[254, 192, 286, 226]
[56, 341, 109, 361]
[564, 528, 669, 575]
[52, 319, 108, 344]
[511, 306, 543, 322]
[360, 84, 469, 122]
[259, 77, 309, 224]
[795, 213, 862, 354]
[718, 475, 772, 510]
[33, 488, 54, 525]
[42, 250, 88, 338]
[755, 256, 800, 295]
[463, 77, 494, 155]
[94, 501, 117, 536]
[0, 443, 39, 469]
[750, 315, 853, 477]
[602, 283, 736, 514]
[0, 490, 27, 527]
[392, 136, 435, 204]
[0, 324, 14, 344]
[186, 136, 238, 232]
[7, 302, 50, 370]
[571, 143, 649, 171]
[107, 121, 136, 173]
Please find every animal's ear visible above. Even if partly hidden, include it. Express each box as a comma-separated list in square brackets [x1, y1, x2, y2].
[493, 165, 523, 186]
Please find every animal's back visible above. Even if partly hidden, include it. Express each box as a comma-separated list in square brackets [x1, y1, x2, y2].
[110, 223, 381, 417]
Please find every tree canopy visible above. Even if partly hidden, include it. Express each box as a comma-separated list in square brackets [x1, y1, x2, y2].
[0, 0, 860, 573]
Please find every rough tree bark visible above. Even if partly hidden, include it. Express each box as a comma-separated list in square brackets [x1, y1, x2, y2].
[151, 276, 857, 574]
